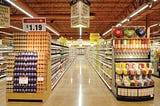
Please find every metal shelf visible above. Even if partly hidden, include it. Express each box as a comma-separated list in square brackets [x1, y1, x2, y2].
[88, 60, 112, 90]
[115, 58, 150, 62]
[88, 56, 112, 79]
[114, 38, 150, 40]
[51, 62, 61, 70]
[91, 60, 112, 79]
[51, 42, 69, 48]
[92, 57, 112, 69]
[51, 58, 75, 90]
[0, 75, 6, 79]
[91, 52, 112, 60]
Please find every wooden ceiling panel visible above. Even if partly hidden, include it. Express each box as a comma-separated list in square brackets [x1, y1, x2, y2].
[1, 0, 159, 39]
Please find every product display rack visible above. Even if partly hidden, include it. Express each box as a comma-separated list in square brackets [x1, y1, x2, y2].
[112, 26, 154, 101]
[0, 43, 12, 79]
[88, 26, 154, 101]
[150, 40, 160, 77]
[88, 40, 113, 90]
[6, 32, 73, 102]
[0, 77, 6, 106]
[6, 32, 51, 102]
[50, 41, 71, 90]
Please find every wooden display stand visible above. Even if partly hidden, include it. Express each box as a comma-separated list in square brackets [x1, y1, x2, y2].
[6, 32, 51, 102]
[112, 26, 154, 101]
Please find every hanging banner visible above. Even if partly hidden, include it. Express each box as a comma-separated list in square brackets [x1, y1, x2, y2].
[0, 5, 10, 28]
[23, 17, 46, 32]
[71, 1, 90, 28]
[57, 37, 67, 45]
[90, 33, 100, 42]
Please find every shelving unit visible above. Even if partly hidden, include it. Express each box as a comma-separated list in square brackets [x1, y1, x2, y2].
[150, 40, 160, 77]
[50, 41, 72, 90]
[88, 26, 154, 101]
[6, 32, 73, 102]
[0, 47, 12, 79]
[112, 26, 154, 101]
[88, 39, 113, 90]
[0, 78, 6, 106]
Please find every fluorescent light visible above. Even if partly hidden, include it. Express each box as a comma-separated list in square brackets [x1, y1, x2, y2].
[150, 23, 158, 28]
[116, 23, 122, 27]
[129, 4, 149, 18]
[5, 0, 33, 18]
[121, 18, 129, 24]
[0, 31, 13, 35]
[46, 25, 60, 36]
[150, 30, 160, 34]
[153, 0, 157, 2]
[5, 0, 60, 36]
[79, 27, 82, 38]
[102, 28, 112, 36]
[10, 25, 26, 32]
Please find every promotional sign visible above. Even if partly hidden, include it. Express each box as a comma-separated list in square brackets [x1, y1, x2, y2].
[57, 37, 67, 45]
[71, 1, 90, 28]
[23, 17, 46, 31]
[0, 5, 10, 28]
[90, 33, 100, 42]
[19, 77, 28, 84]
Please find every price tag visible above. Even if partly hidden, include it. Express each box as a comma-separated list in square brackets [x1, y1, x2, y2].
[6, 77, 12, 81]
[37, 77, 44, 81]
[23, 17, 46, 32]
[19, 77, 28, 84]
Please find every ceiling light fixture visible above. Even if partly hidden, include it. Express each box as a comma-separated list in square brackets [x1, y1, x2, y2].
[5, 0, 60, 36]
[121, 18, 129, 24]
[79, 27, 82, 39]
[5, 0, 33, 18]
[46, 25, 60, 36]
[150, 23, 158, 28]
[10, 25, 26, 32]
[150, 30, 160, 35]
[102, 2, 152, 36]
[153, 0, 157, 2]
[129, 4, 149, 18]
[102, 28, 112, 36]
[0, 31, 13, 35]
[116, 23, 122, 27]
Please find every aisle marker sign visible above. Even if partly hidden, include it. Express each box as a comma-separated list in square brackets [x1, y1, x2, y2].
[0, 5, 10, 28]
[23, 17, 46, 31]
[71, 1, 90, 28]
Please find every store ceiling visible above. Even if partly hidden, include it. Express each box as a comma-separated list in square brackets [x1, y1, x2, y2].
[1, 0, 160, 40]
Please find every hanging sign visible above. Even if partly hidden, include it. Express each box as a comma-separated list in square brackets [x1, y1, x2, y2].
[23, 17, 46, 32]
[71, 1, 90, 28]
[0, 5, 10, 28]
[90, 33, 100, 42]
[57, 37, 67, 45]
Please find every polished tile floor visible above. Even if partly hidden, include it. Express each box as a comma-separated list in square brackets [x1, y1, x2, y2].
[4, 56, 160, 106]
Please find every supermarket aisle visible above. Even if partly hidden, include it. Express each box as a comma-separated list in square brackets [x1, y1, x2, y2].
[7, 55, 160, 106]
[44, 55, 117, 106]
